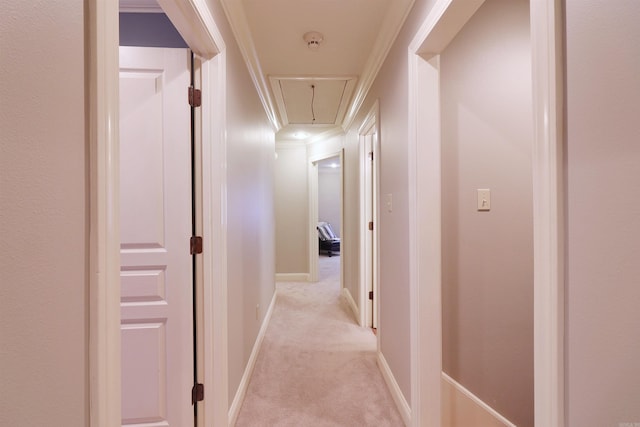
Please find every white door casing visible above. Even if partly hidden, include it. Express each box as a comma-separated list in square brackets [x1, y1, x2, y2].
[119, 46, 192, 427]
[358, 102, 379, 330]
[364, 134, 374, 328]
[308, 147, 344, 285]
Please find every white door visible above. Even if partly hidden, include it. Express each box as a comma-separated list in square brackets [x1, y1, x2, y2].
[119, 46, 193, 427]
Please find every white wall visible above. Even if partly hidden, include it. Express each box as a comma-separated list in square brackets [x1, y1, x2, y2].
[318, 166, 341, 237]
[274, 143, 308, 274]
[565, 1, 640, 425]
[0, 1, 88, 425]
[204, 0, 277, 403]
[440, 1, 533, 425]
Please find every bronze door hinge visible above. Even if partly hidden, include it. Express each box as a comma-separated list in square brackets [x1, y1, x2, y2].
[190, 236, 203, 255]
[188, 86, 202, 107]
[192, 383, 204, 404]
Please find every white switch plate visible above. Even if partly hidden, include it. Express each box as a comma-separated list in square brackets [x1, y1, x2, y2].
[386, 194, 393, 212]
[477, 189, 491, 211]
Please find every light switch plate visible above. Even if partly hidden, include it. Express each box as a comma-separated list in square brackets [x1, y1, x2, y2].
[477, 189, 491, 211]
[386, 194, 393, 212]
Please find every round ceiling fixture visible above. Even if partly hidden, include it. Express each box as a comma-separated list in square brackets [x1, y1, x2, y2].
[303, 31, 324, 50]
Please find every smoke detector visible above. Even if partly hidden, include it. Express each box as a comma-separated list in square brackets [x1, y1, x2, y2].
[303, 31, 324, 50]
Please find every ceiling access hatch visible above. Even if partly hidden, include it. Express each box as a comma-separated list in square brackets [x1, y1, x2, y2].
[270, 76, 357, 126]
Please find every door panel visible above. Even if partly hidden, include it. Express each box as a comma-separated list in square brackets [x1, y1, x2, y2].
[119, 46, 192, 427]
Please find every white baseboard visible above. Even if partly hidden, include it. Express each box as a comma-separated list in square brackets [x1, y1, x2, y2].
[341, 288, 360, 323]
[275, 273, 310, 282]
[228, 291, 278, 426]
[442, 372, 516, 427]
[377, 351, 411, 426]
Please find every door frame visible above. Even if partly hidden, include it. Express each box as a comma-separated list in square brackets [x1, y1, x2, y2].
[87, 1, 229, 426]
[358, 101, 380, 329]
[407, 1, 564, 426]
[308, 149, 344, 287]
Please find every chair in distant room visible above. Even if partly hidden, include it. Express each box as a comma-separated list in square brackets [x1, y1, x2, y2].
[317, 222, 340, 257]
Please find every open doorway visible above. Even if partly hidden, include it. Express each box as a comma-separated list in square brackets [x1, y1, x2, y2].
[316, 156, 342, 284]
[308, 150, 344, 289]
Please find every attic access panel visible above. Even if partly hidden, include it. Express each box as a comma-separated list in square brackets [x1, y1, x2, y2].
[270, 76, 357, 126]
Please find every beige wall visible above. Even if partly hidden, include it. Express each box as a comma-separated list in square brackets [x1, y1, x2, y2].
[565, 1, 640, 425]
[274, 143, 309, 274]
[204, 0, 277, 403]
[440, 1, 533, 426]
[0, 1, 88, 425]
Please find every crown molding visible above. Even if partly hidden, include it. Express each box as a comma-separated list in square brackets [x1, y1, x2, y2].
[219, 0, 281, 131]
[119, 0, 163, 13]
[342, 0, 415, 132]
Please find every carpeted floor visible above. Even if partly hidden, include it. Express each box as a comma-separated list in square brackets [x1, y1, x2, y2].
[234, 255, 405, 426]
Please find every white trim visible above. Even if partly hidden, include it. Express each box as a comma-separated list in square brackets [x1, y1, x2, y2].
[530, 1, 565, 426]
[408, 0, 484, 55]
[342, 0, 415, 131]
[408, 50, 443, 427]
[342, 288, 360, 322]
[357, 101, 380, 330]
[119, 2, 164, 13]
[308, 161, 320, 282]
[201, 50, 229, 427]
[90, 1, 228, 426]
[193, 53, 206, 427]
[89, 0, 121, 425]
[157, 0, 225, 59]
[228, 291, 278, 426]
[275, 273, 311, 282]
[218, 0, 281, 130]
[377, 351, 411, 427]
[408, 3, 479, 423]
[442, 373, 516, 427]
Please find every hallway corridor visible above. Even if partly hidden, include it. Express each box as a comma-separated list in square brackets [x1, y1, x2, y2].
[234, 256, 404, 426]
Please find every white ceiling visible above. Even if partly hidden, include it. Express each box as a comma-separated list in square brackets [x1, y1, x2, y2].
[221, 0, 415, 142]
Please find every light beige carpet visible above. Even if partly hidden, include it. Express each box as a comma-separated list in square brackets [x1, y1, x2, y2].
[234, 256, 405, 426]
